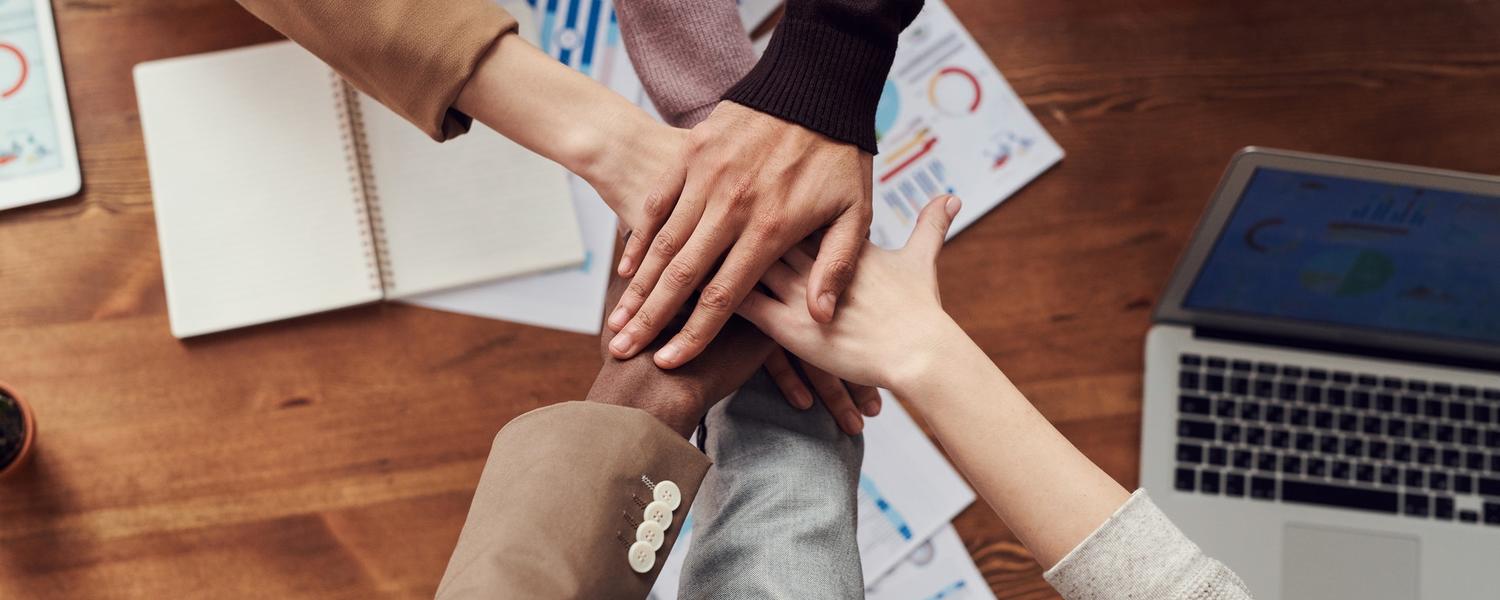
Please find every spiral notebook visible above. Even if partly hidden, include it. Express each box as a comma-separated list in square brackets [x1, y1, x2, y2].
[134, 42, 583, 338]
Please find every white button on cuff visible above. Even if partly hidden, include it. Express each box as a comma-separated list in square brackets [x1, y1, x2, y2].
[628, 541, 655, 573]
[636, 520, 665, 551]
[644, 500, 673, 529]
[653, 480, 682, 511]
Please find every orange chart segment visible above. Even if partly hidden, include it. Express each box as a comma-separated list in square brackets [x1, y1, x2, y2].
[0, 42, 27, 99]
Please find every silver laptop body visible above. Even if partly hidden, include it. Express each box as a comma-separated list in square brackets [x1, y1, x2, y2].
[1140, 148, 1500, 600]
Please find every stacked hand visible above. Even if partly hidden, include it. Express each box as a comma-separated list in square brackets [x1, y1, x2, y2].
[736, 195, 965, 394]
[604, 101, 874, 370]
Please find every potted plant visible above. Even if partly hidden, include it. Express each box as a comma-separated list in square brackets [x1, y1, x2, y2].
[0, 382, 36, 479]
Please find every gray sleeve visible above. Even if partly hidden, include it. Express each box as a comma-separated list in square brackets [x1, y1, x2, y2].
[676, 370, 865, 599]
[1043, 490, 1255, 600]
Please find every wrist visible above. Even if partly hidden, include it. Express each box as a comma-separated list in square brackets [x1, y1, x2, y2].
[585, 369, 705, 438]
[886, 315, 977, 398]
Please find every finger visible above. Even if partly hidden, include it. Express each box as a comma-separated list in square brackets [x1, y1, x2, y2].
[765, 349, 814, 410]
[803, 362, 863, 435]
[655, 227, 786, 368]
[736, 289, 797, 340]
[850, 383, 882, 417]
[806, 208, 871, 323]
[759, 259, 805, 303]
[613, 215, 734, 360]
[605, 187, 708, 333]
[904, 194, 961, 262]
[618, 172, 686, 278]
[782, 245, 815, 274]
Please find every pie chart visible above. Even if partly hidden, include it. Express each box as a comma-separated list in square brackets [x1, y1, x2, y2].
[1, 42, 27, 99]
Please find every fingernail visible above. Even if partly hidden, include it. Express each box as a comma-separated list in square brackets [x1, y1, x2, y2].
[607, 306, 629, 330]
[862, 401, 881, 417]
[795, 390, 814, 409]
[656, 343, 681, 365]
[818, 292, 836, 317]
[617, 255, 634, 276]
[609, 332, 633, 354]
[839, 411, 864, 435]
[944, 195, 961, 218]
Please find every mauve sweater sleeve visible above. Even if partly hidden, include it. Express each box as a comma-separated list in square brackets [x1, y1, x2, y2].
[614, 0, 758, 128]
[617, 0, 922, 150]
[1044, 490, 1256, 600]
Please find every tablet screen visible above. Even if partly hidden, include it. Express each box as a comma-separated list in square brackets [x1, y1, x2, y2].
[0, 0, 64, 182]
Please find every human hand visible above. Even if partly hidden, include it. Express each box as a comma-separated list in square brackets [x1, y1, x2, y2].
[577, 119, 690, 239]
[586, 272, 776, 437]
[604, 100, 874, 370]
[764, 349, 882, 435]
[737, 195, 966, 392]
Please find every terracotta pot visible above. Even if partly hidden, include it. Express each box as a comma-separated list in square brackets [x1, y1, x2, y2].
[0, 381, 36, 480]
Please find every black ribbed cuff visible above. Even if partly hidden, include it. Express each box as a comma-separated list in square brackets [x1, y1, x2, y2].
[723, 17, 896, 154]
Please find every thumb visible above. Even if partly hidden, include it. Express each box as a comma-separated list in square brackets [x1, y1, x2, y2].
[807, 208, 870, 323]
[904, 195, 960, 262]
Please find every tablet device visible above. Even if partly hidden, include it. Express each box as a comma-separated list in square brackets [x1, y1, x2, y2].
[0, 0, 80, 209]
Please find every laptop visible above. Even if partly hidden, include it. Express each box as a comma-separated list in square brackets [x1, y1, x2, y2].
[1141, 147, 1500, 600]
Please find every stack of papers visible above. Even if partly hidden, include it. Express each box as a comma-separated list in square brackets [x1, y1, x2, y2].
[649, 392, 994, 599]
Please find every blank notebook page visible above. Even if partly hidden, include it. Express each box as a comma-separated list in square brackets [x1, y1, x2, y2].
[354, 94, 583, 298]
[135, 42, 381, 338]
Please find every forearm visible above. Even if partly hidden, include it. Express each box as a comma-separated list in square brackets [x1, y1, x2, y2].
[892, 325, 1130, 569]
[454, 35, 669, 214]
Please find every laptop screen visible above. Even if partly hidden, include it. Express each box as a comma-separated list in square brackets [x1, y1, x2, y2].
[1183, 167, 1500, 345]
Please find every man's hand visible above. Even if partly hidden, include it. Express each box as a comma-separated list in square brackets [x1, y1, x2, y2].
[586, 272, 776, 437]
[604, 101, 874, 370]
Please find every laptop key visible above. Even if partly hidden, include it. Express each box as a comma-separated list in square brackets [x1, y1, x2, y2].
[1386, 418, 1408, 437]
[1460, 510, 1480, 523]
[1250, 476, 1276, 500]
[1459, 386, 1478, 398]
[1368, 440, 1389, 459]
[1301, 385, 1324, 404]
[1221, 424, 1242, 444]
[1486, 503, 1500, 525]
[1449, 401, 1469, 421]
[1278, 382, 1297, 401]
[1253, 379, 1274, 399]
[1256, 451, 1278, 471]
[1480, 387, 1499, 400]
[1375, 393, 1396, 412]
[1177, 443, 1204, 463]
[1225, 473, 1246, 497]
[1410, 421, 1430, 441]
[1314, 410, 1334, 429]
[1230, 376, 1250, 395]
[1240, 402, 1262, 421]
[1442, 448, 1461, 468]
[1362, 415, 1383, 435]
[1308, 458, 1328, 477]
[1424, 399, 1444, 418]
[1233, 450, 1253, 469]
[1476, 404, 1493, 423]
[1405, 468, 1425, 488]
[1265, 404, 1286, 424]
[1281, 480, 1398, 514]
[1355, 463, 1375, 483]
[1246, 426, 1267, 446]
[1486, 430, 1500, 449]
[1201, 470, 1221, 494]
[1479, 477, 1500, 497]
[1207, 357, 1227, 370]
[1282, 455, 1303, 475]
[1466, 451, 1485, 471]
[1179, 394, 1211, 415]
[1416, 445, 1436, 465]
[1180, 354, 1202, 367]
[1455, 475, 1474, 494]
[1208, 446, 1228, 466]
[1216, 399, 1236, 418]
[1330, 461, 1351, 480]
[1393, 443, 1413, 463]
[1179, 419, 1216, 440]
[1399, 396, 1420, 415]
[1326, 389, 1347, 407]
[1462, 427, 1480, 446]
[1379, 466, 1400, 485]
[1294, 432, 1315, 451]
[1430, 471, 1449, 492]
[1308, 368, 1328, 381]
[1319, 435, 1340, 454]
[1351, 391, 1372, 410]
[1179, 370, 1200, 391]
[1231, 360, 1252, 372]
[1404, 493, 1430, 517]
[1343, 438, 1364, 458]
[1290, 408, 1311, 426]
[1205, 373, 1225, 393]
[1175, 468, 1195, 491]
[1338, 413, 1359, 433]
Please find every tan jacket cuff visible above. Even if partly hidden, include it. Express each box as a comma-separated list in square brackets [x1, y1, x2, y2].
[437, 401, 709, 599]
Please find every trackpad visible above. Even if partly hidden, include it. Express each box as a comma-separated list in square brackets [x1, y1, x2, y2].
[1282, 524, 1419, 600]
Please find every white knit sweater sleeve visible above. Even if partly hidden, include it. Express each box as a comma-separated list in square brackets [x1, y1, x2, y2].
[1043, 490, 1255, 600]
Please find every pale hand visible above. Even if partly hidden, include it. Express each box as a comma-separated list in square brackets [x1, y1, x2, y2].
[736, 195, 964, 392]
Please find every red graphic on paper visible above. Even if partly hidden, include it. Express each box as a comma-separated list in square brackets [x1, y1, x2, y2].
[1, 42, 28, 99]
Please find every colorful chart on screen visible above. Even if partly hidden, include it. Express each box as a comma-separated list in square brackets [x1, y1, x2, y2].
[866, 0, 1063, 249]
[0, 2, 64, 183]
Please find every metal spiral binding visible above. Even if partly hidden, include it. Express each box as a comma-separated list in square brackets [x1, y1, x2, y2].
[330, 74, 390, 293]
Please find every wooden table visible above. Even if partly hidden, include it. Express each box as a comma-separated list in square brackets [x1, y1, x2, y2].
[2, 0, 1497, 597]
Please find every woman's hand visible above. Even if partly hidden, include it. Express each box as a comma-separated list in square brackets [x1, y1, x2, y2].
[764, 349, 882, 435]
[736, 195, 965, 392]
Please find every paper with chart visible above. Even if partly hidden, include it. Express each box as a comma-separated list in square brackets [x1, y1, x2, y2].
[404, 0, 649, 334]
[866, 0, 1063, 249]
[866, 525, 996, 600]
[0, 1, 62, 182]
[648, 393, 975, 597]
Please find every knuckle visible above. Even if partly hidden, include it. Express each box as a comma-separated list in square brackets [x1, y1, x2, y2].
[825, 258, 857, 287]
[652, 230, 679, 257]
[748, 217, 785, 243]
[725, 176, 756, 212]
[674, 326, 705, 349]
[626, 280, 652, 301]
[627, 311, 656, 335]
[664, 263, 696, 289]
[643, 190, 672, 219]
[698, 283, 736, 311]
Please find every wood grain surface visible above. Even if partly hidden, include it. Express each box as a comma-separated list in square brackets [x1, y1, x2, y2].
[2, 0, 1498, 597]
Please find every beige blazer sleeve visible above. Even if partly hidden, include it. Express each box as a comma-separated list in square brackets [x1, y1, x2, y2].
[233, 0, 518, 141]
[435, 402, 710, 599]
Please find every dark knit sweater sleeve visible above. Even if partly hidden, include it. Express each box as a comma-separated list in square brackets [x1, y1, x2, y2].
[723, 0, 924, 154]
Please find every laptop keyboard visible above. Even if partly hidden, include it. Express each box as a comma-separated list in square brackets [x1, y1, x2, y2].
[1173, 353, 1500, 526]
